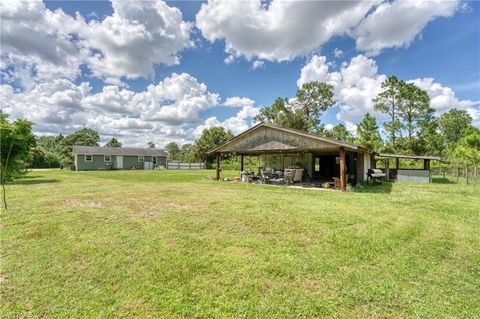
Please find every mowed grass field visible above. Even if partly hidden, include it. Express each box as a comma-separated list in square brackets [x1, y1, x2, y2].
[1, 169, 479, 318]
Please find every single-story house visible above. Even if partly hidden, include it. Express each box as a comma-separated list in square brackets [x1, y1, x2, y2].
[208, 123, 440, 190]
[73, 146, 167, 171]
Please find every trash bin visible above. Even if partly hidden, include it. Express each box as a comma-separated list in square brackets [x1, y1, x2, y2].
[60, 164, 64, 170]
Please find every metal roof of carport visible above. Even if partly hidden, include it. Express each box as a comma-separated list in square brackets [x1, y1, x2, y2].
[73, 146, 167, 156]
[376, 153, 441, 161]
[208, 123, 371, 154]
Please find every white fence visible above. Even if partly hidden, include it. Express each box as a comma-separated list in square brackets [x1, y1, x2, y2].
[167, 162, 206, 170]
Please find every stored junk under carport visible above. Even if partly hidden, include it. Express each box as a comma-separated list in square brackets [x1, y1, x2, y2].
[208, 123, 372, 190]
[208, 123, 441, 190]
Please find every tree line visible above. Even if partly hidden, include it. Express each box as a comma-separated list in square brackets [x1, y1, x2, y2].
[252, 78, 479, 177]
[1, 75, 479, 196]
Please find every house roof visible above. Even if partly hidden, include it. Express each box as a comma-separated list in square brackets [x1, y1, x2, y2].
[376, 153, 441, 161]
[209, 123, 369, 154]
[73, 146, 167, 156]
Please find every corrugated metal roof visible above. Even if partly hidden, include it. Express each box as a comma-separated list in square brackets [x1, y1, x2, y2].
[208, 123, 368, 154]
[73, 146, 167, 156]
[377, 153, 441, 161]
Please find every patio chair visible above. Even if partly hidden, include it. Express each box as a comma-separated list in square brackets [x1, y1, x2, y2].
[283, 169, 294, 185]
[293, 169, 303, 183]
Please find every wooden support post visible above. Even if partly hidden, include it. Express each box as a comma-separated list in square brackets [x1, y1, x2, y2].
[423, 159, 430, 170]
[370, 153, 376, 169]
[396, 158, 399, 170]
[216, 154, 221, 181]
[385, 159, 389, 180]
[240, 154, 244, 172]
[339, 147, 346, 191]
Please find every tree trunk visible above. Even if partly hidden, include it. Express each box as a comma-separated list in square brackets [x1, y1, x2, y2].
[466, 166, 469, 185]
[0, 143, 13, 210]
[456, 162, 459, 183]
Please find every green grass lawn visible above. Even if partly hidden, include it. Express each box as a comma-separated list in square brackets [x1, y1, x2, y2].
[1, 169, 479, 318]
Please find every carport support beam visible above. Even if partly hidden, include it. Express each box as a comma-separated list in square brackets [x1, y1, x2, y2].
[240, 154, 244, 172]
[339, 147, 346, 191]
[216, 154, 221, 181]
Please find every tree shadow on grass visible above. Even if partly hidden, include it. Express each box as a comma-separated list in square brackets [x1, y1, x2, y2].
[431, 177, 456, 184]
[352, 181, 393, 194]
[11, 179, 60, 185]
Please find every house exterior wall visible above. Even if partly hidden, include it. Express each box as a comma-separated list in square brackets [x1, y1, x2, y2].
[76, 154, 116, 170]
[75, 154, 167, 170]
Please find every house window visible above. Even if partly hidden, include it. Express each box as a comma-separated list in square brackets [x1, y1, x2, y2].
[85, 155, 93, 162]
[315, 158, 320, 172]
[138, 156, 144, 162]
[104, 155, 111, 162]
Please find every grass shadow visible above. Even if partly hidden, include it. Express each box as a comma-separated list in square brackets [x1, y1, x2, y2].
[352, 181, 393, 194]
[431, 177, 456, 184]
[11, 179, 60, 185]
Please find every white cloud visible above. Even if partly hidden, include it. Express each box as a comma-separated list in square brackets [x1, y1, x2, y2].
[0, 0, 84, 86]
[192, 105, 260, 138]
[0, 0, 192, 85]
[333, 48, 343, 59]
[298, 54, 478, 123]
[252, 60, 264, 70]
[77, 0, 192, 79]
[2, 72, 260, 147]
[224, 97, 255, 108]
[196, 0, 377, 62]
[196, 0, 459, 62]
[353, 0, 459, 56]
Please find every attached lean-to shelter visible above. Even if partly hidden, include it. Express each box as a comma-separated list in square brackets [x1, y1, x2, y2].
[73, 146, 167, 171]
[208, 123, 373, 190]
[372, 153, 441, 183]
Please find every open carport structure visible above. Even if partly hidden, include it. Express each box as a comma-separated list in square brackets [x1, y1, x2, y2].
[208, 123, 373, 190]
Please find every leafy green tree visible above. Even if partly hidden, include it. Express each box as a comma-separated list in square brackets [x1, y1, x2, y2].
[147, 142, 156, 149]
[373, 76, 404, 150]
[0, 112, 36, 209]
[254, 97, 305, 130]
[179, 143, 194, 162]
[398, 82, 433, 151]
[355, 113, 383, 151]
[415, 118, 443, 156]
[254, 81, 334, 133]
[191, 127, 233, 166]
[325, 124, 354, 143]
[458, 126, 480, 178]
[61, 128, 100, 163]
[165, 142, 180, 160]
[439, 109, 472, 144]
[105, 138, 122, 147]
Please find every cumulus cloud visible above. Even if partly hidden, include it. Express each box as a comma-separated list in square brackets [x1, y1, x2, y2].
[77, 0, 192, 79]
[196, 0, 460, 62]
[1, 72, 259, 147]
[0, 0, 84, 86]
[353, 0, 459, 56]
[196, 0, 376, 62]
[333, 48, 343, 59]
[192, 105, 260, 138]
[0, 0, 192, 85]
[224, 97, 255, 108]
[298, 54, 479, 123]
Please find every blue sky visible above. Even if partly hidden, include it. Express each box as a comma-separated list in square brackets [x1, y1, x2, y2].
[1, 0, 479, 146]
